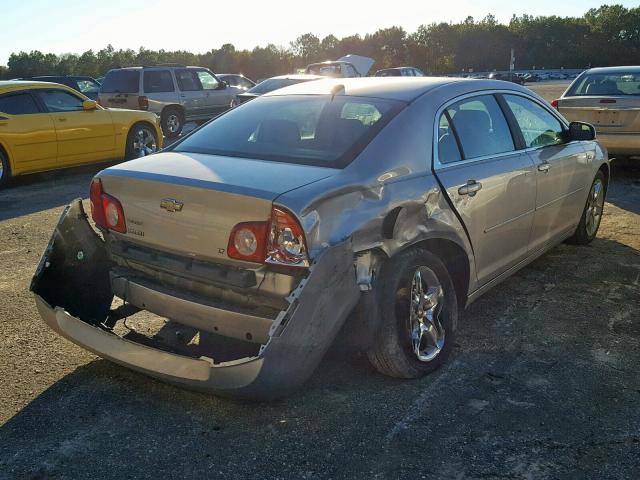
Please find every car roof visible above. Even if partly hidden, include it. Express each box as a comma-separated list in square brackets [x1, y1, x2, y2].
[0, 80, 74, 93]
[583, 66, 640, 75]
[264, 76, 476, 102]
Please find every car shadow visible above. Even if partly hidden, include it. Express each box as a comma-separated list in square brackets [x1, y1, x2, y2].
[608, 160, 640, 215]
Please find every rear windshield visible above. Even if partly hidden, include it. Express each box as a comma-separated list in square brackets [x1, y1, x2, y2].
[568, 72, 640, 96]
[100, 70, 140, 94]
[172, 95, 404, 168]
[248, 78, 310, 95]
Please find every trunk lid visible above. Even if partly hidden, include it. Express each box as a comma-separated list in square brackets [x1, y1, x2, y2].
[98, 152, 335, 265]
[559, 96, 640, 133]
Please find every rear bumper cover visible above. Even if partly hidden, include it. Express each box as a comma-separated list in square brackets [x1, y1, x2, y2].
[596, 132, 640, 156]
[31, 199, 360, 399]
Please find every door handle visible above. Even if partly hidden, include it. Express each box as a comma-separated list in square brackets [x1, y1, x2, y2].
[538, 162, 550, 173]
[58, 117, 67, 122]
[458, 180, 482, 197]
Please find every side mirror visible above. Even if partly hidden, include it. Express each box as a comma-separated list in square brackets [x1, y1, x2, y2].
[216, 81, 227, 90]
[83, 100, 98, 111]
[568, 121, 596, 141]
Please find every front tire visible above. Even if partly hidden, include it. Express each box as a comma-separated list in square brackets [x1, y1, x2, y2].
[367, 248, 458, 379]
[567, 170, 606, 245]
[0, 149, 10, 188]
[161, 107, 183, 138]
[125, 123, 159, 160]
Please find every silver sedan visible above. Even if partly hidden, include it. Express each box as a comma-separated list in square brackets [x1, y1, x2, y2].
[32, 77, 609, 399]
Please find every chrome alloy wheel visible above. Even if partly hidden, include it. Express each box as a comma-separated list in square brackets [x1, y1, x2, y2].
[132, 127, 158, 158]
[165, 114, 181, 134]
[0, 159, 4, 180]
[408, 267, 445, 362]
[585, 177, 605, 237]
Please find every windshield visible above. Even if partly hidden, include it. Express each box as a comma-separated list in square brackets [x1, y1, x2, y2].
[172, 95, 404, 168]
[568, 72, 640, 96]
[77, 79, 100, 94]
[248, 78, 311, 95]
[306, 64, 342, 77]
[100, 70, 140, 93]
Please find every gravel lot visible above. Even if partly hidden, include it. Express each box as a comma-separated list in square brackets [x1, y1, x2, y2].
[0, 81, 639, 479]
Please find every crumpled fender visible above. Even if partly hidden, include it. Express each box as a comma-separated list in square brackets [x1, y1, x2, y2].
[31, 199, 361, 400]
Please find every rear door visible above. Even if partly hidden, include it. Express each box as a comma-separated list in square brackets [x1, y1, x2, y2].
[501, 94, 589, 252]
[36, 88, 116, 166]
[143, 69, 178, 113]
[0, 90, 57, 175]
[434, 94, 537, 286]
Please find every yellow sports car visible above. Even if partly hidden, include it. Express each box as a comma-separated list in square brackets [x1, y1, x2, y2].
[0, 81, 163, 186]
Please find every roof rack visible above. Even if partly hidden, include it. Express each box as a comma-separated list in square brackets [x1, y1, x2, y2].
[112, 63, 187, 69]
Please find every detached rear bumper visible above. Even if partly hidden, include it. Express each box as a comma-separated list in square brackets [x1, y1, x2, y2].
[31, 200, 360, 399]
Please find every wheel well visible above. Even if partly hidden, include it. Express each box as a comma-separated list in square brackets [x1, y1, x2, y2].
[410, 238, 471, 309]
[161, 105, 185, 119]
[598, 163, 610, 189]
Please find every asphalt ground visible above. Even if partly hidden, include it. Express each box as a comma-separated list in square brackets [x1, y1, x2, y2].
[0, 81, 638, 479]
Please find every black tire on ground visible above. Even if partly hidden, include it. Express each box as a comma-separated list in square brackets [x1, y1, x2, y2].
[367, 248, 458, 379]
[125, 123, 159, 160]
[566, 170, 606, 245]
[0, 149, 10, 188]
[161, 107, 184, 138]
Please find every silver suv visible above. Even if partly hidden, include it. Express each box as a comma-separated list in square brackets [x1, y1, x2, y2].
[98, 65, 240, 137]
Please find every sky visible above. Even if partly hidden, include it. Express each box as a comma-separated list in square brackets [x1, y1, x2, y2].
[0, 0, 637, 66]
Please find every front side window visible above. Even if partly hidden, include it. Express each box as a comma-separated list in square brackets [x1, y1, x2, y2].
[37, 89, 84, 112]
[143, 70, 175, 93]
[445, 95, 514, 159]
[172, 95, 404, 167]
[568, 72, 640, 96]
[0, 92, 40, 115]
[195, 70, 219, 90]
[504, 95, 564, 148]
[176, 70, 201, 91]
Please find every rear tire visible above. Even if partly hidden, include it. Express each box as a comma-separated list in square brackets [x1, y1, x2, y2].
[0, 149, 10, 188]
[125, 123, 159, 160]
[567, 170, 606, 245]
[161, 107, 183, 138]
[367, 248, 457, 379]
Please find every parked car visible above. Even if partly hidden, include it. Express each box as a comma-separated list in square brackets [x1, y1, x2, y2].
[32, 77, 608, 399]
[232, 74, 324, 105]
[488, 72, 525, 85]
[98, 65, 241, 138]
[217, 74, 256, 91]
[305, 55, 374, 78]
[15, 75, 102, 100]
[375, 67, 425, 77]
[0, 81, 162, 187]
[554, 66, 640, 157]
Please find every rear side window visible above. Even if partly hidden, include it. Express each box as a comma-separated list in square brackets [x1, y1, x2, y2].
[437, 114, 462, 164]
[176, 70, 201, 91]
[100, 70, 140, 94]
[144, 70, 174, 93]
[503, 95, 564, 148]
[38, 89, 84, 112]
[0, 93, 40, 114]
[445, 95, 514, 159]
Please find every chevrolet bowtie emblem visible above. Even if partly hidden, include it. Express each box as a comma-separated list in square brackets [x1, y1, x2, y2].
[160, 198, 184, 212]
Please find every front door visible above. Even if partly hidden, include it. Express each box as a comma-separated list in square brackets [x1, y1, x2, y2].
[194, 69, 232, 115]
[0, 90, 57, 175]
[434, 94, 537, 286]
[175, 69, 206, 119]
[36, 88, 115, 166]
[501, 94, 589, 252]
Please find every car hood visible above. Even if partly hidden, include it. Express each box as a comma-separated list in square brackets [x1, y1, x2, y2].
[102, 151, 337, 200]
[337, 55, 375, 76]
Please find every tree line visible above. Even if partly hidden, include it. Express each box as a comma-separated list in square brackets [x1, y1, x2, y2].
[1, 5, 638, 81]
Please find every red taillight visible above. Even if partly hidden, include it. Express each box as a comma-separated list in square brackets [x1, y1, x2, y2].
[89, 178, 127, 233]
[227, 207, 309, 267]
[227, 221, 268, 263]
[266, 207, 309, 267]
[551, 99, 559, 110]
[600, 98, 616, 104]
[138, 96, 149, 110]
